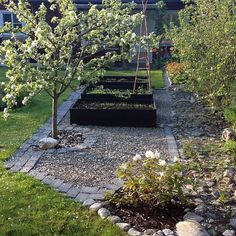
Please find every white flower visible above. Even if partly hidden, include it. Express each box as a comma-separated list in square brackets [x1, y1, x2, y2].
[159, 172, 164, 178]
[22, 97, 28, 105]
[5, 93, 13, 99]
[133, 154, 142, 162]
[1, 82, 5, 86]
[145, 150, 155, 159]
[159, 159, 166, 166]
[154, 151, 161, 158]
[120, 163, 128, 170]
[131, 33, 136, 39]
[173, 156, 180, 162]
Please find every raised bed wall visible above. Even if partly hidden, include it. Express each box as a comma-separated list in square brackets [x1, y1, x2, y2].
[70, 101, 157, 127]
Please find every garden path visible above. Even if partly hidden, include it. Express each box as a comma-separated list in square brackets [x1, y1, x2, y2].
[4, 78, 179, 202]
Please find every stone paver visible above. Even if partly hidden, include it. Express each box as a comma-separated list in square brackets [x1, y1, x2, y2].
[75, 193, 90, 202]
[66, 187, 81, 198]
[58, 182, 73, 193]
[80, 186, 99, 194]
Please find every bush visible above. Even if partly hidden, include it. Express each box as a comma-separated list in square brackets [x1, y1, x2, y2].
[165, 62, 185, 84]
[224, 106, 236, 129]
[224, 140, 236, 153]
[106, 151, 193, 207]
[0, 83, 26, 111]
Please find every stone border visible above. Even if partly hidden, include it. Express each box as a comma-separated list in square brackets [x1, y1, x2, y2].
[3, 80, 182, 236]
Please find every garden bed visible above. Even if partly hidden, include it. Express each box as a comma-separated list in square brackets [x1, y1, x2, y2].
[107, 199, 194, 232]
[70, 100, 156, 127]
[81, 86, 153, 104]
[95, 74, 149, 90]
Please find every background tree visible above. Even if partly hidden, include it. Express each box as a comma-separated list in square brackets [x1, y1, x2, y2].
[0, 0, 155, 138]
[170, 0, 236, 112]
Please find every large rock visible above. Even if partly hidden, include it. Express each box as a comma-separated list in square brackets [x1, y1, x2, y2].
[176, 221, 210, 236]
[222, 128, 236, 141]
[39, 137, 58, 150]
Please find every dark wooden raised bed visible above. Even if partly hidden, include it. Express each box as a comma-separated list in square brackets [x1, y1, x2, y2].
[70, 100, 156, 127]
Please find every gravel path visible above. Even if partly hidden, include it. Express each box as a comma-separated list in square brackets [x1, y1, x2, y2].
[34, 126, 168, 187]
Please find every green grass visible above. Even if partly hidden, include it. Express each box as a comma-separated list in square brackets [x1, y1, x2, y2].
[105, 70, 164, 89]
[0, 68, 126, 236]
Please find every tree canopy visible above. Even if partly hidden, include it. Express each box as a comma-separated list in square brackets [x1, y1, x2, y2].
[0, 0, 156, 138]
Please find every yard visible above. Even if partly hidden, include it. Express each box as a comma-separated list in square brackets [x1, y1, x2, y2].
[0, 67, 163, 235]
[0, 67, 129, 236]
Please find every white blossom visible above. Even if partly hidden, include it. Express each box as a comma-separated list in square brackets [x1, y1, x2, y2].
[133, 154, 142, 162]
[154, 151, 161, 158]
[159, 159, 166, 166]
[173, 156, 180, 162]
[159, 172, 164, 178]
[145, 150, 155, 158]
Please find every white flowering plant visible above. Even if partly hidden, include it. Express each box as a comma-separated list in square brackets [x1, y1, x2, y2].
[107, 151, 193, 207]
[0, 0, 158, 138]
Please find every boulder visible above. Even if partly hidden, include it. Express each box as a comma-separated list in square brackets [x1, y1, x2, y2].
[39, 137, 58, 150]
[222, 128, 236, 141]
[176, 221, 210, 236]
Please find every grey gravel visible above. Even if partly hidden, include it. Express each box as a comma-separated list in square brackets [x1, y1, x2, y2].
[34, 126, 168, 187]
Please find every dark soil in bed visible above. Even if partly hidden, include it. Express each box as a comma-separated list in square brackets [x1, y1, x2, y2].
[107, 191, 195, 232]
[75, 101, 154, 110]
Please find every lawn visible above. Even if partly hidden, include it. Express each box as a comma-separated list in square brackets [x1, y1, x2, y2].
[105, 70, 164, 89]
[0, 67, 126, 236]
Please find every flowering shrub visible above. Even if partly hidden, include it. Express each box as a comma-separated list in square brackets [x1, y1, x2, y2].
[166, 62, 185, 84]
[106, 151, 192, 207]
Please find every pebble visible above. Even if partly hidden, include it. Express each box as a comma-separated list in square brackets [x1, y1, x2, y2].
[39, 137, 58, 150]
[194, 204, 207, 214]
[162, 229, 174, 235]
[127, 228, 142, 236]
[116, 223, 131, 232]
[89, 202, 103, 212]
[231, 208, 236, 217]
[143, 229, 157, 235]
[97, 208, 110, 219]
[224, 168, 235, 178]
[223, 230, 236, 236]
[229, 218, 236, 228]
[153, 231, 164, 236]
[176, 221, 210, 236]
[82, 199, 95, 207]
[107, 215, 122, 223]
[183, 212, 204, 223]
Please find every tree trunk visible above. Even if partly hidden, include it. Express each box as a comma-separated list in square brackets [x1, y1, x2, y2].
[52, 96, 58, 139]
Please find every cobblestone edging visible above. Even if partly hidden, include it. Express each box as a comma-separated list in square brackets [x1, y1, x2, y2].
[3, 80, 182, 236]
[4, 87, 85, 171]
